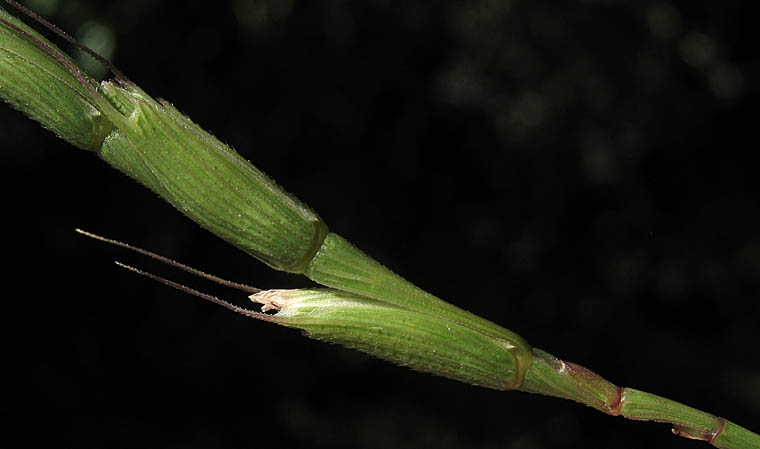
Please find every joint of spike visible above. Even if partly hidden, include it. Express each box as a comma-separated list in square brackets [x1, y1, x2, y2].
[618, 388, 729, 445]
[518, 349, 623, 415]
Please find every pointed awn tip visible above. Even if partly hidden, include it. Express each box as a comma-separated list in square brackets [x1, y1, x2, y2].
[75, 228, 261, 294]
[113, 261, 268, 320]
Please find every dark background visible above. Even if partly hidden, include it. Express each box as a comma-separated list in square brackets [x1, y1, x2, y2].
[1, 0, 758, 448]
